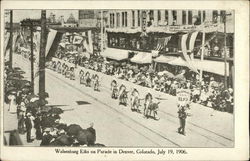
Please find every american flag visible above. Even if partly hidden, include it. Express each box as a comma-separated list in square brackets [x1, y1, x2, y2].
[154, 36, 171, 51]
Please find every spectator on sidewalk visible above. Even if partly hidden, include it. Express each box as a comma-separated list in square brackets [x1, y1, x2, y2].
[25, 113, 33, 143]
[40, 128, 53, 146]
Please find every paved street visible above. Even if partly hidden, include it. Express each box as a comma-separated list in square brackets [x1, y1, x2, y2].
[4, 54, 234, 147]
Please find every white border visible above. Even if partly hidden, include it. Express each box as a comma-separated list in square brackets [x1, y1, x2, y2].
[1, 1, 249, 160]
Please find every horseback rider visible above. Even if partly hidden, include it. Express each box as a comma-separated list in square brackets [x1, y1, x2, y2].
[118, 84, 127, 105]
[130, 88, 140, 112]
[79, 70, 84, 84]
[111, 79, 118, 99]
[144, 92, 160, 120]
[93, 74, 100, 91]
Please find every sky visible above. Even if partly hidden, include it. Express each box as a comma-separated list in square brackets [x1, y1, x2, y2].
[5, 10, 79, 23]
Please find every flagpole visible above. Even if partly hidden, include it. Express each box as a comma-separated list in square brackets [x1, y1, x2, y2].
[199, 25, 206, 82]
[100, 10, 104, 53]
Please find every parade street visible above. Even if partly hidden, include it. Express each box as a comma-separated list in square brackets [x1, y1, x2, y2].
[5, 54, 234, 147]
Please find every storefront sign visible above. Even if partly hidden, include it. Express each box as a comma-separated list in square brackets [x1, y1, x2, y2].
[141, 11, 147, 32]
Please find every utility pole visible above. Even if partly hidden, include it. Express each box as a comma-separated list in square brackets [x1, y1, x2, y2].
[222, 11, 231, 90]
[39, 10, 46, 100]
[30, 20, 34, 94]
[199, 27, 206, 82]
[9, 10, 13, 69]
[100, 10, 104, 53]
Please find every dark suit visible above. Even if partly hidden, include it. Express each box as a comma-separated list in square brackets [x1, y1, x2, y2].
[25, 117, 32, 142]
[40, 133, 53, 146]
[178, 109, 187, 135]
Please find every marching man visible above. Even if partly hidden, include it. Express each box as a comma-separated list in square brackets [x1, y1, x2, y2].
[176, 83, 191, 136]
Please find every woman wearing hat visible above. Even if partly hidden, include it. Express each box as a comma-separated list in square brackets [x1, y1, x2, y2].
[8, 91, 17, 113]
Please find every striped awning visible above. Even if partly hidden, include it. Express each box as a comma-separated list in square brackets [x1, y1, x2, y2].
[130, 52, 152, 64]
[101, 48, 129, 60]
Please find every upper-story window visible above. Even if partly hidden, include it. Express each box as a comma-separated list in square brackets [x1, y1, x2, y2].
[213, 10, 218, 23]
[132, 10, 135, 27]
[202, 11, 206, 22]
[149, 10, 154, 20]
[172, 10, 177, 25]
[188, 10, 192, 25]
[122, 12, 125, 27]
[165, 10, 168, 23]
[220, 10, 226, 23]
[182, 11, 186, 25]
[125, 12, 128, 27]
[138, 10, 141, 26]
[158, 10, 161, 21]
[116, 13, 120, 27]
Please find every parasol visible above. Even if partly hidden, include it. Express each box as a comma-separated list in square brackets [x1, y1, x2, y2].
[67, 124, 83, 136]
[48, 107, 64, 115]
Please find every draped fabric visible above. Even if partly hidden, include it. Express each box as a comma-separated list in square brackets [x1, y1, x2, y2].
[45, 29, 57, 57]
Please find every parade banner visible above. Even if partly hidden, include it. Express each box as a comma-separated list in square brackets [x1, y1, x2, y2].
[176, 89, 191, 107]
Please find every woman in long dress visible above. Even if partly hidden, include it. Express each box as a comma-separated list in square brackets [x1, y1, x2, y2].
[8, 91, 17, 113]
[30, 114, 36, 140]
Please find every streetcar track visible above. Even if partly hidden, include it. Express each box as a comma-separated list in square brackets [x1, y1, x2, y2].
[18, 57, 233, 147]
[47, 70, 181, 147]
[96, 75, 233, 143]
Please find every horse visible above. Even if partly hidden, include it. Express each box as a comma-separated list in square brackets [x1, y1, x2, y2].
[144, 93, 160, 120]
[130, 88, 141, 112]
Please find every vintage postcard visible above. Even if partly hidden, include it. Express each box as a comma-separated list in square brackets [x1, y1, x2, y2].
[0, 0, 249, 160]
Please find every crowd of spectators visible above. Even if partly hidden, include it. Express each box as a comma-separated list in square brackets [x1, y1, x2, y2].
[4, 54, 99, 146]
[52, 48, 234, 113]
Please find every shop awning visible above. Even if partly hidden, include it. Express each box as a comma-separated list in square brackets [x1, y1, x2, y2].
[168, 57, 229, 76]
[168, 57, 188, 67]
[154, 55, 176, 63]
[193, 59, 229, 76]
[101, 48, 129, 60]
[130, 52, 152, 64]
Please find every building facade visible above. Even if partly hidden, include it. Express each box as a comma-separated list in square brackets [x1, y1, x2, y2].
[105, 9, 234, 58]
[104, 9, 234, 85]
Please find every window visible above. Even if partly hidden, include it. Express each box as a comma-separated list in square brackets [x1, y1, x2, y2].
[188, 10, 192, 25]
[212, 10, 218, 23]
[202, 11, 206, 22]
[158, 10, 161, 21]
[122, 12, 124, 27]
[125, 12, 127, 27]
[172, 10, 177, 25]
[138, 10, 141, 26]
[132, 10, 135, 27]
[198, 11, 202, 24]
[165, 10, 168, 22]
[116, 13, 120, 27]
[182, 10, 186, 25]
[149, 10, 154, 20]
[220, 10, 226, 23]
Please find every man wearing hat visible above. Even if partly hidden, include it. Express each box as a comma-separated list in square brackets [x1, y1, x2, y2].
[87, 123, 96, 146]
[25, 113, 33, 142]
[40, 128, 53, 146]
[178, 106, 187, 135]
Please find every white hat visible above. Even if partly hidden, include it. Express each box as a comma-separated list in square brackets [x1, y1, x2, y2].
[26, 113, 31, 116]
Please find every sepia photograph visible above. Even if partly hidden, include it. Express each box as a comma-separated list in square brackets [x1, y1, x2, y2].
[3, 8, 235, 147]
[0, 0, 249, 160]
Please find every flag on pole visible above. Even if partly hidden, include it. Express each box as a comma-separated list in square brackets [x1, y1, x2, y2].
[179, 32, 199, 73]
[154, 36, 171, 51]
